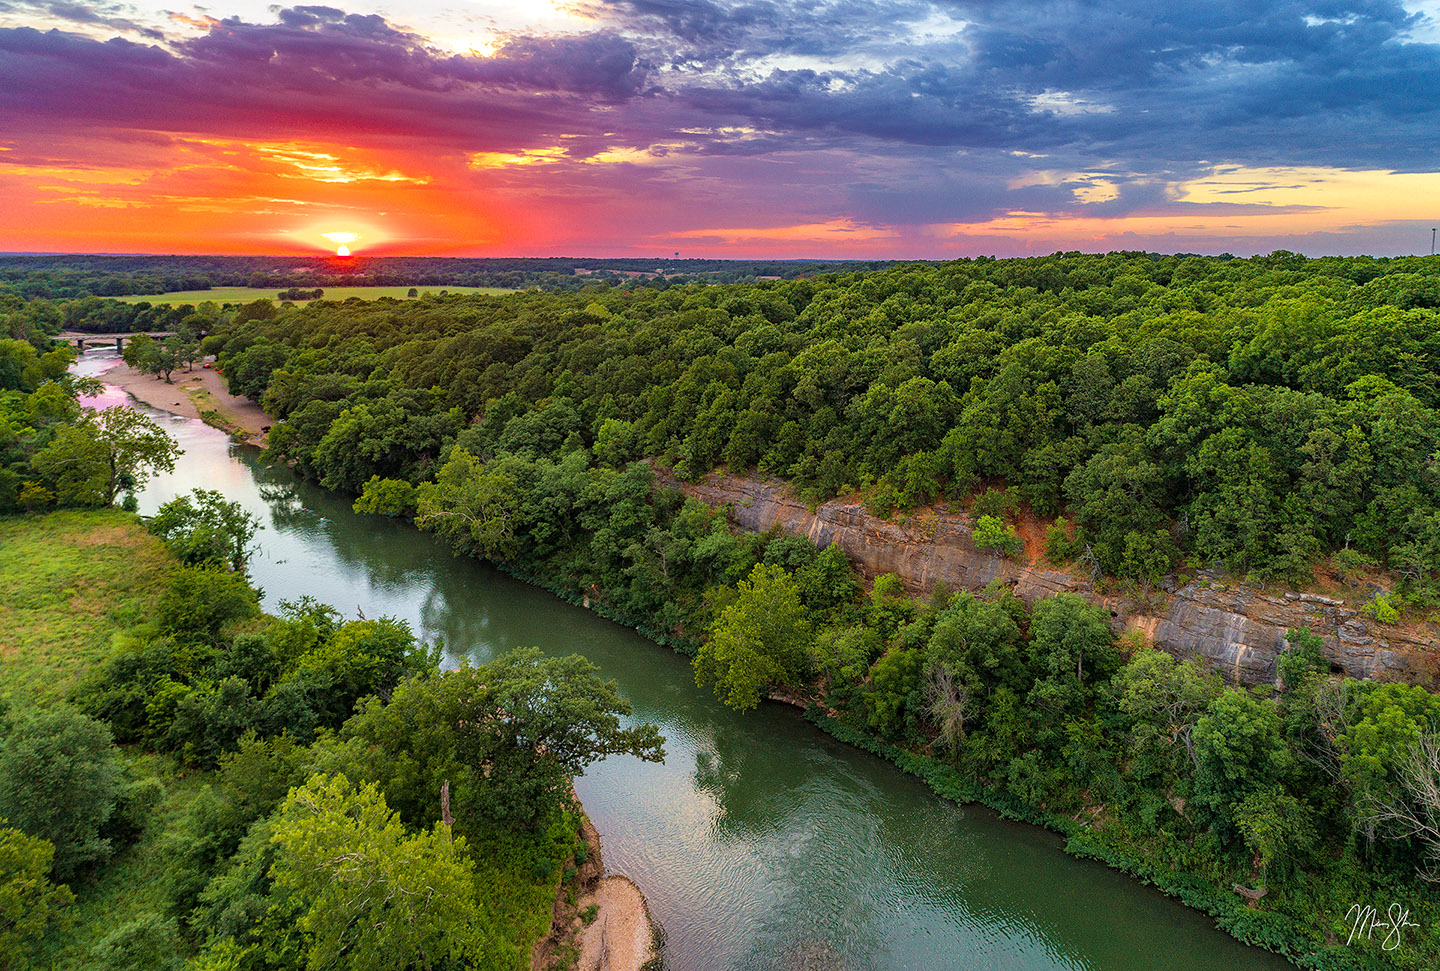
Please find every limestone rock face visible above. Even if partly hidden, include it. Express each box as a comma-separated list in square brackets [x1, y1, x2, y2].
[661, 469, 1436, 687]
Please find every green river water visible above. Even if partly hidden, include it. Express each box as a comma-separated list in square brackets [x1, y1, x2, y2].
[81, 351, 1295, 971]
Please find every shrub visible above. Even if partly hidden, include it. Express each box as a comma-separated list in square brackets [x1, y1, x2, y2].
[0, 705, 126, 881]
[89, 913, 183, 971]
[158, 567, 260, 643]
[971, 487, 1019, 520]
[1045, 516, 1081, 563]
[973, 515, 1022, 557]
[1362, 593, 1401, 624]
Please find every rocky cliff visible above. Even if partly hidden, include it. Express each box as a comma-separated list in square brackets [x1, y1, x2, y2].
[663, 469, 1436, 688]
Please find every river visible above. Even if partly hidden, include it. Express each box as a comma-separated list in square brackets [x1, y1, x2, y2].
[79, 350, 1294, 971]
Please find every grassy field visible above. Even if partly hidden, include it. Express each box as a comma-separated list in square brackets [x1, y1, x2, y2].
[0, 510, 206, 970]
[114, 285, 514, 306]
[0, 509, 175, 701]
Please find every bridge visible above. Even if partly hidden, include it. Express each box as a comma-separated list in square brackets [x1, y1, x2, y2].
[60, 330, 175, 352]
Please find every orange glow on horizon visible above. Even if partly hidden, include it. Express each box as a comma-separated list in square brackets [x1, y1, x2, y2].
[0, 128, 1434, 258]
[322, 231, 359, 257]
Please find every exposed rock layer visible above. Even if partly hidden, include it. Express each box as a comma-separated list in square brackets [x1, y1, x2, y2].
[664, 470, 1437, 687]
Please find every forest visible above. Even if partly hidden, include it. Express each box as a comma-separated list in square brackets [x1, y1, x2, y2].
[0, 255, 880, 301]
[192, 250, 1440, 596]
[4, 250, 1440, 967]
[109, 249, 1430, 969]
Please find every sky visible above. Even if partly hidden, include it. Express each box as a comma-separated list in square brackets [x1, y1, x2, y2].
[1, 1, 1439, 258]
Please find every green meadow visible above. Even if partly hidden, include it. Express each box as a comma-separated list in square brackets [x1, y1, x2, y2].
[0, 511, 194, 970]
[114, 285, 514, 306]
[0, 509, 176, 702]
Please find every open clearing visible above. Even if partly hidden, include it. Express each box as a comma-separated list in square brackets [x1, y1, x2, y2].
[114, 284, 515, 305]
[0, 509, 175, 701]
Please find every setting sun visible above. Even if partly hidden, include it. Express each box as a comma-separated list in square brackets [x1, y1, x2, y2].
[321, 231, 359, 256]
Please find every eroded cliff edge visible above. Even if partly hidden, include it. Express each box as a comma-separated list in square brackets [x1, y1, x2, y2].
[662, 469, 1437, 688]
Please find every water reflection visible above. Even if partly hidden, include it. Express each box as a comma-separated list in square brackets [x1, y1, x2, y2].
[79, 350, 1295, 971]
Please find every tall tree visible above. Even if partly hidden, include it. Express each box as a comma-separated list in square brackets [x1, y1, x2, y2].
[695, 563, 813, 711]
[148, 489, 261, 572]
[268, 773, 488, 971]
[32, 406, 179, 506]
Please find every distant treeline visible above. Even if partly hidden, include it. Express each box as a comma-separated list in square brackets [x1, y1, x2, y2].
[0, 254, 888, 299]
[0, 293, 211, 337]
[198, 250, 1440, 596]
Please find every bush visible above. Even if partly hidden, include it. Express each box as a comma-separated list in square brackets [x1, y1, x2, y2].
[158, 567, 260, 643]
[1045, 516, 1081, 563]
[168, 678, 264, 769]
[1362, 592, 1402, 624]
[89, 913, 183, 971]
[1332, 547, 1377, 585]
[0, 705, 126, 881]
[971, 487, 1019, 520]
[973, 515, 1022, 557]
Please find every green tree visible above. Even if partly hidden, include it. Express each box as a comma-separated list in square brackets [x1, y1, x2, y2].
[924, 593, 1029, 701]
[1232, 785, 1315, 885]
[865, 647, 924, 740]
[0, 822, 73, 971]
[342, 651, 665, 832]
[972, 515, 1022, 557]
[157, 566, 260, 644]
[352, 476, 417, 518]
[121, 333, 158, 375]
[293, 617, 431, 711]
[0, 706, 126, 881]
[695, 564, 813, 711]
[1116, 646, 1222, 782]
[1193, 690, 1291, 833]
[1026, 594, 1118, 717]
[148, 489, 260, 572]
[31, 406, 180, 506]
[150, 337, 181, 384]
[268, 773, 488, 971]
[415, 448, 517, 558]
[1338, 682, 1440, 826]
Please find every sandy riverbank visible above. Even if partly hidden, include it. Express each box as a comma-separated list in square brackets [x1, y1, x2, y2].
[98, 357, 273, 447]
[533, 813, 656, 971]
[576, 875, 656, 971]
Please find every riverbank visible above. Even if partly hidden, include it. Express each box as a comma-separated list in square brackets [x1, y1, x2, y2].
[370, 524, 1413, 970]
[533, 810, 658, 971]
[74, 365, 665, 971]
[97, 355, 273, 447]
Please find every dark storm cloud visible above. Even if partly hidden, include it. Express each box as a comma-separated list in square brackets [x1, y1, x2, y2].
[276, 6, 347, 28]
[605, 0, 1440, 172]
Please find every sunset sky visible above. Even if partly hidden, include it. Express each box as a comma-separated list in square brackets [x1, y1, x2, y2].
[2, 1, 1439, 258]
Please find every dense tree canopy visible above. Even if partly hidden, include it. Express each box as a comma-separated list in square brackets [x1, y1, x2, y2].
[191, 251, 1440, 599]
